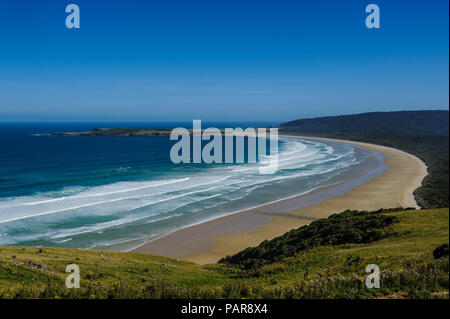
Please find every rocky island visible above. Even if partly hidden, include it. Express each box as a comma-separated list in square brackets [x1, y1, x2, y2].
[52, 127, 174, 136]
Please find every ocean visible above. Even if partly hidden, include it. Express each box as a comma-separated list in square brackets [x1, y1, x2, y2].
[0, 122, 377, 251]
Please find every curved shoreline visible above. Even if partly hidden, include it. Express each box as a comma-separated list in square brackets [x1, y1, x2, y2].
[132, 136, 428, 264]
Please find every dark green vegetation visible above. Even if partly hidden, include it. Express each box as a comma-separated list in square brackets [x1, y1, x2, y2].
[434, 243, 449, 260]
[280, 110, 449, 208]
[280, 110, 448, 136]
[219, 209, 402, 269]
[1, 208, 448, 298]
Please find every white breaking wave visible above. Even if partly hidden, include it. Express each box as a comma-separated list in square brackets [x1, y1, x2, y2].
[0, 176, 231, 224]
[49, 193, 225, 240]
[0, 177, 191, 208]
[0, 137, 370, 248]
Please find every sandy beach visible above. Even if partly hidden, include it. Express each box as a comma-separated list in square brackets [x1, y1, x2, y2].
[132, 136, 428, 264]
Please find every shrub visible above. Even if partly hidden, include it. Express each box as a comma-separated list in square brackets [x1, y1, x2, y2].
[433, 243, 449, 259]
[219, 209, 399, 269]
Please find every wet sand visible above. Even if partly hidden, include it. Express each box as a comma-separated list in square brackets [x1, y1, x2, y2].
[132, 136, 428, 264]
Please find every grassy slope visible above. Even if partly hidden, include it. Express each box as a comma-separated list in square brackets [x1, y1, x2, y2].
[1, 208, 448, 298]
[252, 208, 449, 281]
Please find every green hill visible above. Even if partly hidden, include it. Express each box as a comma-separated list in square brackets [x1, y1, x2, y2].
[1, 208, 448, 299]
[219, 208, 402, 269]
[280, 110, 449, 136]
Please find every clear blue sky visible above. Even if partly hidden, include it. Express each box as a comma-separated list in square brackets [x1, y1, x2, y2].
[0, 0, 448, 122]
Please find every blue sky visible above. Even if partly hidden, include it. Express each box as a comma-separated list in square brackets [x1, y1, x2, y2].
[0, 0, 448, 122]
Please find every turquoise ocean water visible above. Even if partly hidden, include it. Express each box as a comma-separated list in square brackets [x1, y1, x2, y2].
[0, 122, 374, 251]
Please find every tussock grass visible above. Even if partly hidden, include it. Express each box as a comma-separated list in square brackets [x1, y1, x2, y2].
[0, 208, 448, 299]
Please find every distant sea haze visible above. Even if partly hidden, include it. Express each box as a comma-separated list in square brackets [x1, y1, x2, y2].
[0, 123, 374, 251]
